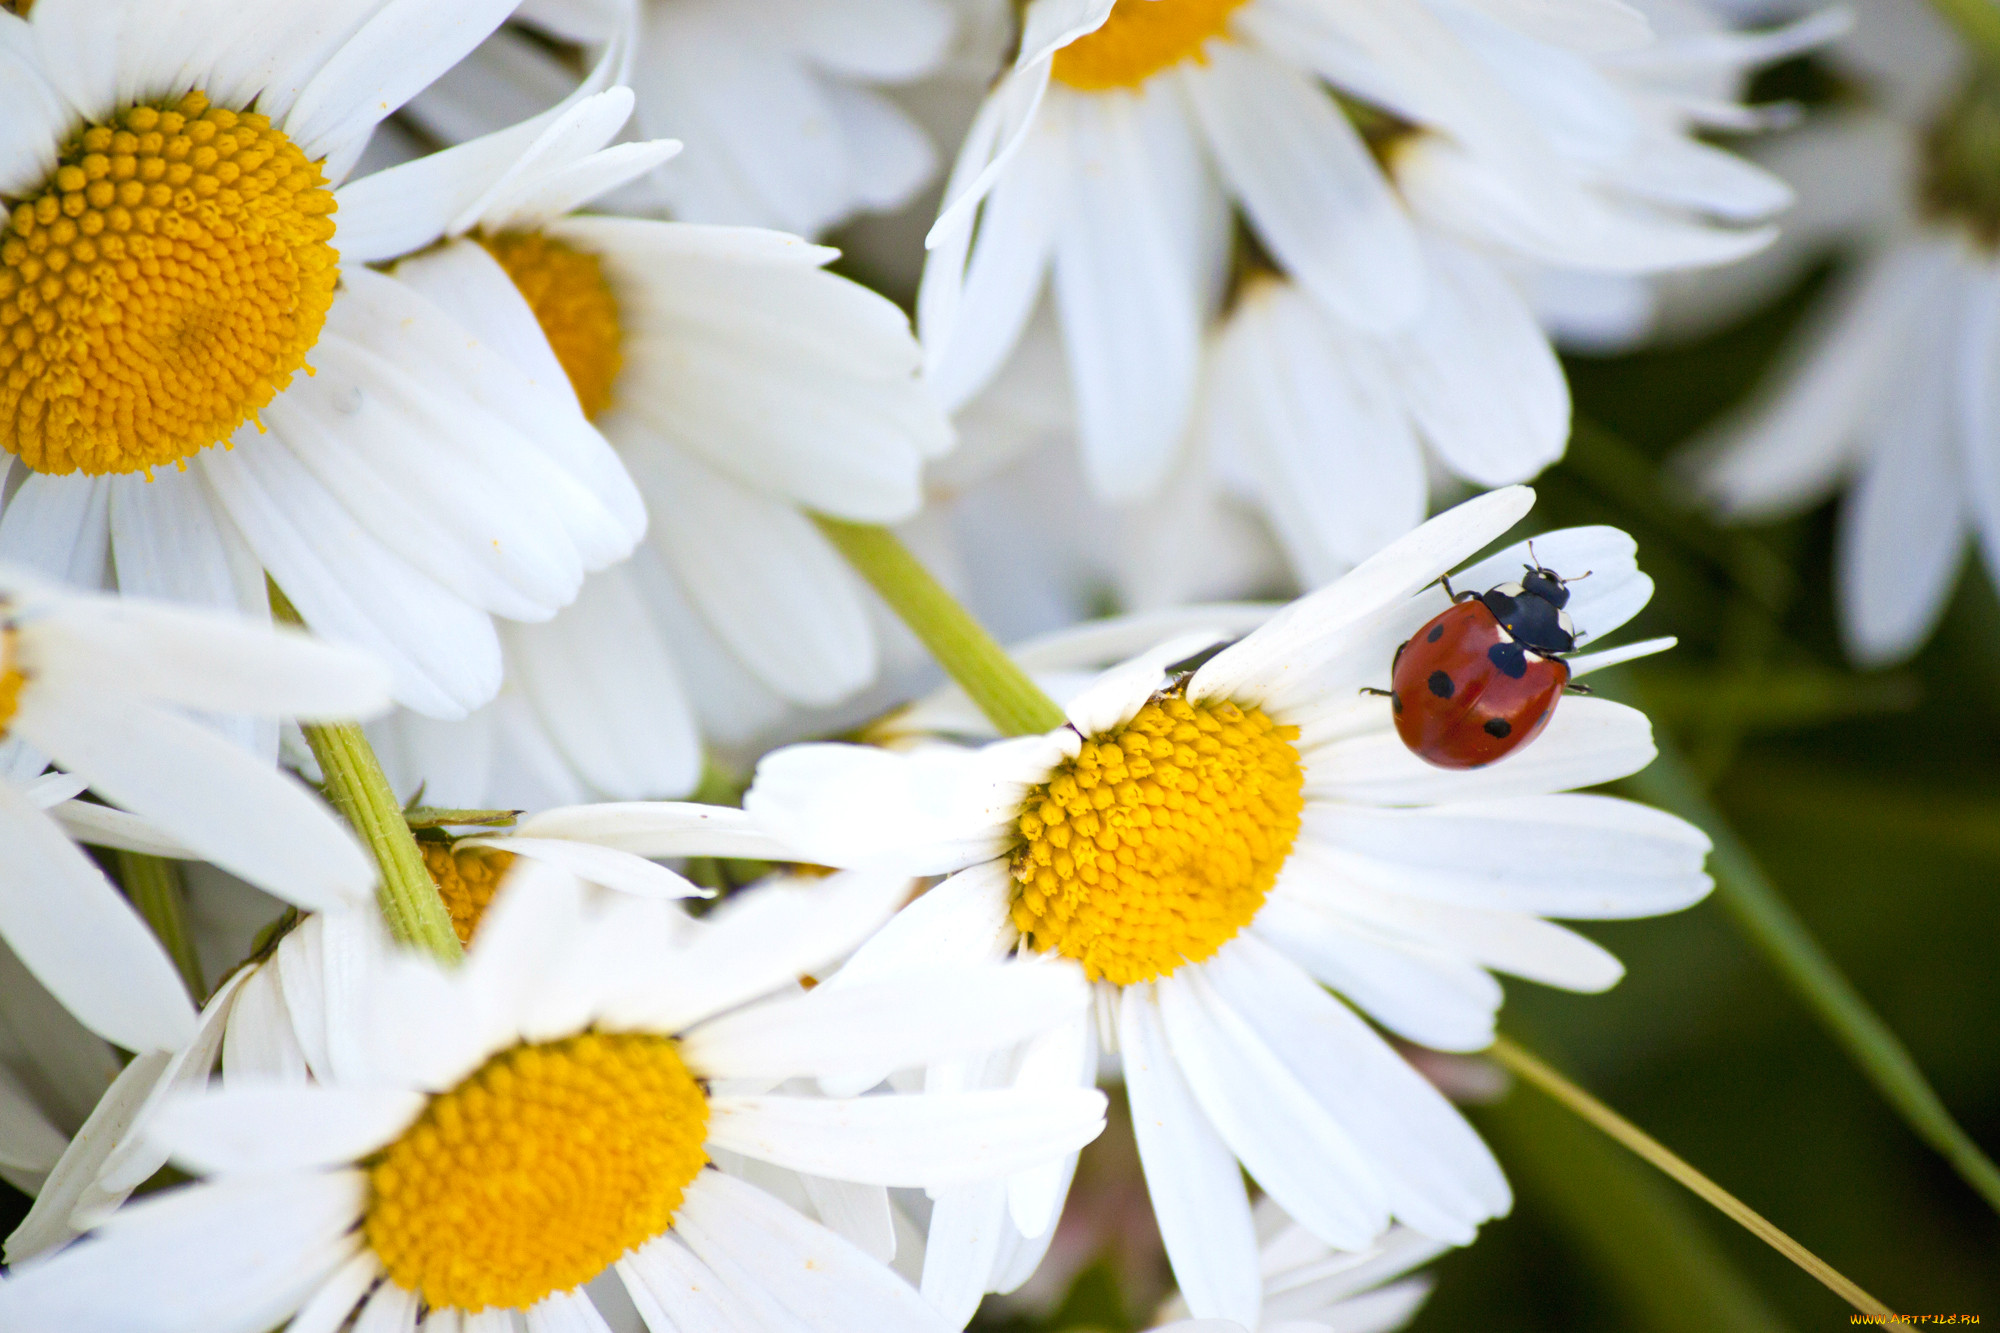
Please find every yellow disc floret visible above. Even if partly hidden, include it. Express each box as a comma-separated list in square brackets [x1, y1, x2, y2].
[421, 842, 516, 946]
[1010, 686, 1303, 985]
[0, 91, 338, 476]
[1052, 0, 1249, 92]
[365, 1031, 709, 1312]
[477, 231, 624, 420]
[0, 627, 22, 735]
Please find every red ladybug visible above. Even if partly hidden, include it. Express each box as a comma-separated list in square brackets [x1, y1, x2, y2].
[1387, 562, 1589, 769]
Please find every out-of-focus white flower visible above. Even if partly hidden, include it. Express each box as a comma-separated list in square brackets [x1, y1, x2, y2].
[1677, 0, 1984, 666]
[747, 488, 1708, 1324]
[340, 86, 952, 804]
[0, 0, 654, 720]
[918, 0, 1793, 512]
[406, 0, 961, 237]
[0, 569, 389, 1052]
[0, 862, 1107, 1331]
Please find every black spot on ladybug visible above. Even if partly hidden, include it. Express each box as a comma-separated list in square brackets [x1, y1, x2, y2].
[1391, 691, 1403, 714]
[1426, 623, 1444, 643]
[1483, 717, 1512, 739]
[1487, 642, 1527, 679]
[1427, 670, 1454, 699]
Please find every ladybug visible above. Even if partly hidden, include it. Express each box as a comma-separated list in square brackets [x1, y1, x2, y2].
[1383, 560, 1591, 770]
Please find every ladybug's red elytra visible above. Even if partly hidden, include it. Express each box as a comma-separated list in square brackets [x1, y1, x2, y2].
[1386, 562, 1590, 770]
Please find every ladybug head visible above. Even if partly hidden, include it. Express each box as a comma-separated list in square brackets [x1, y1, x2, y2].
[1520, 566, 1571, 608]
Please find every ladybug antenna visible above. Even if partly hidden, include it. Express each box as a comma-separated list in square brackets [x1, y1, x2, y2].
[1568, 569, 1594, 583]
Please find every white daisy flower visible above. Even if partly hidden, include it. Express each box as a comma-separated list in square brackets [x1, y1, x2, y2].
[0, 860, 1108, 1331]
[4, 799, 801, 1266]
[1677, 0, 1987, 666]
[404, 0, 959, 237]
[337, 85, 952, 803]
[0, 567, 389, 1052]
[1153, 1200, 1449, 1333]
[918, 0, 1789, 507]
[0, 0, 650, 719]
[746, 487, 1711, 1324]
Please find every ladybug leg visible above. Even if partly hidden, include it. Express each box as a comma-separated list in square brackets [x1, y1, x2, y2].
[1358, 686, 1393, 697]
[1437, 575, 1479, 604]
[1564, 680, 1594, 696]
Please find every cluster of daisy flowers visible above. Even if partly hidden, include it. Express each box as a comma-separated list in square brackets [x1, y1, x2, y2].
[0, 0, 1931, 1327]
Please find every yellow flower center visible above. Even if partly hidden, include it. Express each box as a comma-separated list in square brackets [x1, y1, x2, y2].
[421, 842, 516, 946]
[477, 231, 624, 421]
[365, 1031, 709, 1313]
[1051, 0, 1249, 92]
[1010, 687, 1303, 985]
[0, 628, 22, 736]
[0, 91, 338, 477]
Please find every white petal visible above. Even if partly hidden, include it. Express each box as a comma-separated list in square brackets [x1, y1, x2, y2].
[599, 870, 915, 1034]
[1203, 938, 1510, 1238]
[1200, 280, 1425, 583]
[1190, 488, 1535, 711]
[0, 785, 196, 1052]
[920, 1180, 1008, 1327]
[13, 682, 372, 909]
[28, 593, 391, 721]
[0, 1172, 364, 1333]
[513, 801, 798, 861]
[672, 1171, 948, 1330]
[1156, 969, 1390, 1249]
[1064, 632, 1229, 738]
[682, 963, 1087, 1081]
[281, 1250, 380, 1333]
[284, 0, 520, 176]
[1303, 697, 1656, 806]
[1390, 240, 1566, 487]
[499, 567, 701, 801]
[1052, 86, 1210, 502]
[201, 440, 503, 720]
[1183, 44, 1421, 332]
[149, 1085, 423, 1176]
[469, 837, 704, 900]
[1118, 986, 1260, 1326]
[744, 736, 1070, 875]
[624, 437, 877, 706]
[923, 112, 1067, 413]
[1297, 792, 1711, 919]
[525, 1287, 616, 1333]
[1253, 892, 1502, 1052]
[703, 1087, 1106, 1187]
[4, 1051, 168, 1263]
[0, 473, 111, 587]
[1688, 244, 1940, 519]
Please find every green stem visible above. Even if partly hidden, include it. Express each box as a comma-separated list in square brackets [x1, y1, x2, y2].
[1492, 1036, 1912, 1329]
[116, 850, 205, 1003]
[813, 516, 1068, 737]
[1622, 719, 2000, 1219]
[268, 583, 460, 963]
[1929, 0, 2000, 69]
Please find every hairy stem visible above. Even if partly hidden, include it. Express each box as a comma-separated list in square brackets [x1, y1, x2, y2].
[268, 583, 460, 963]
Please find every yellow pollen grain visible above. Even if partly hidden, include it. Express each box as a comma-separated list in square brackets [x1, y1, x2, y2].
[365, 1030, 709, 1313]
[477, 231, 624, 421]
[0, 91, 338, 477]
[1009, 685, 1303, 985]
[0, 627, 22, 736]
[421, 842, 516, 946]
[1052, 0, 1250, 92]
